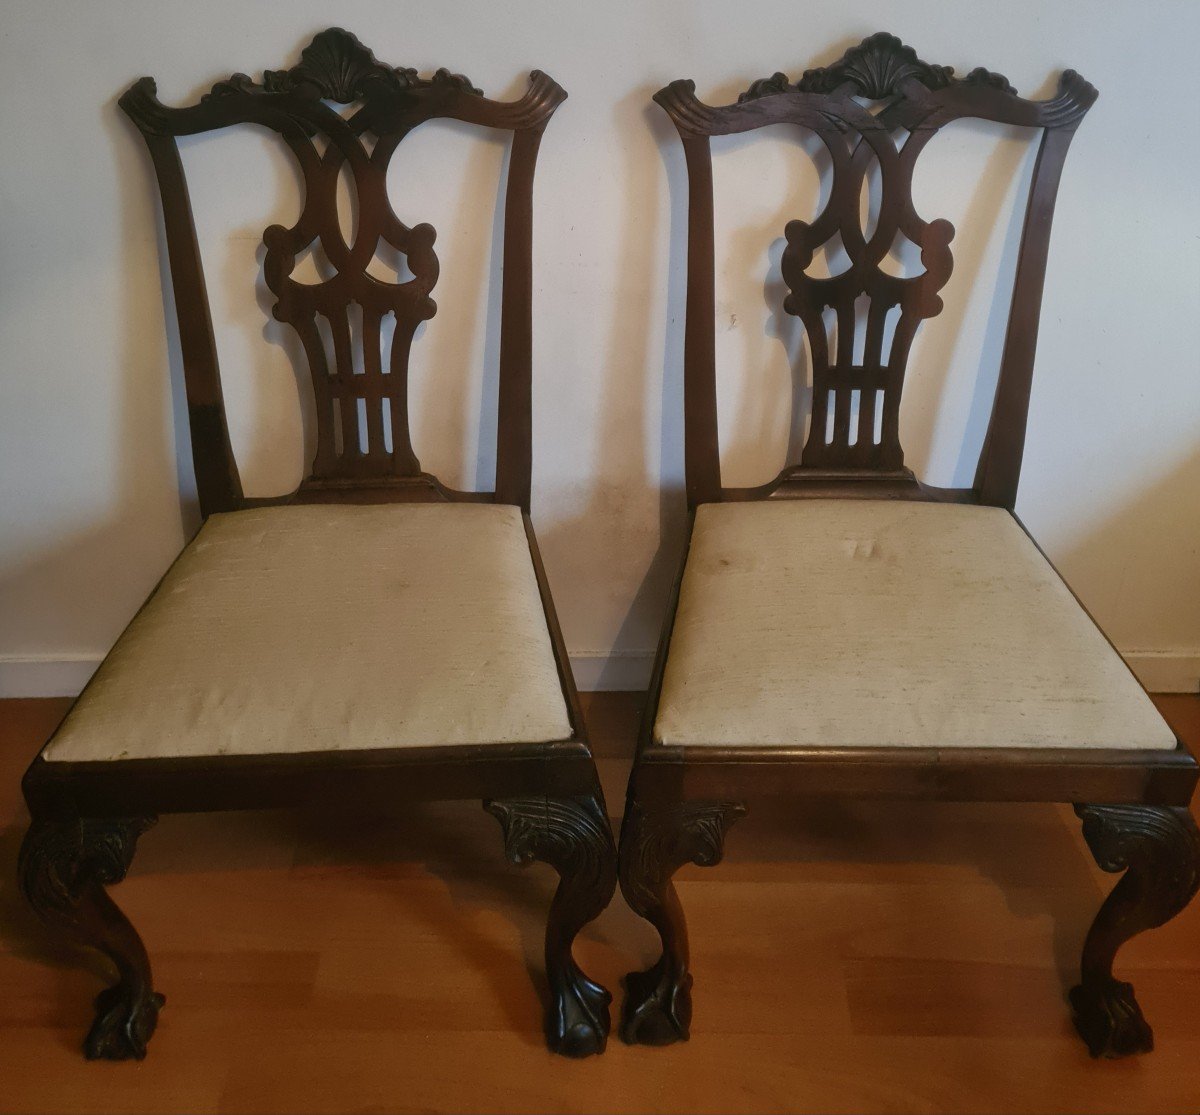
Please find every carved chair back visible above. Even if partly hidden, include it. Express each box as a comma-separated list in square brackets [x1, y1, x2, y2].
[121, 28, 566, 517]
[655, 33, 1096, 510]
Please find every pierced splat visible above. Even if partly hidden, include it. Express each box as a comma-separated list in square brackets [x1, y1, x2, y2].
[120, 28, 565, 511]
[655, 32, 1096, 504]
[779, 115, 955, 471]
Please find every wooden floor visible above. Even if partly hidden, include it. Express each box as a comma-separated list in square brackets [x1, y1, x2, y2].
[1, 694, 1198, 1114]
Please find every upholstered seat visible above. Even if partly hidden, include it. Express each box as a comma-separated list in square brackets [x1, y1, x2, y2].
[654, 500, 1176, 751]
[44, 503, 573, 762]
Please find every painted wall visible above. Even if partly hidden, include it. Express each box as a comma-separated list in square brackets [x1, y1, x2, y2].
[1, 0, 1198, 695]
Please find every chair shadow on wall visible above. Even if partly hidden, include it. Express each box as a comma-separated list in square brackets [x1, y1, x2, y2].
[0, 89, 199, 695]
[530, 83, 693, 695]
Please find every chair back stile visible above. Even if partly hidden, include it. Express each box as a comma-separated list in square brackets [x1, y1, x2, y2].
[654, 33, 1096, 511]
[120, 28, 566, 517]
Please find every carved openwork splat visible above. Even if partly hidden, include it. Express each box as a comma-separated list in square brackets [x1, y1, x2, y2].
[121, 28, 565, 512]
[655, 32, 1096, 502]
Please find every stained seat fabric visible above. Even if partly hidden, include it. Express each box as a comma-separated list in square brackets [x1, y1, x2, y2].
[654, 500, 1176, 751]
[43, 503, 573, 762]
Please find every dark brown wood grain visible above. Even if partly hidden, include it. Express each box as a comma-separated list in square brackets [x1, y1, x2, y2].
[618, 800, 745, 1045]
[622, 32, 1198, 1059]
[1069, 804, 1200, 1057]
[652, 30, 1096, 509]
[118, 26, 565, 513]
[18, 816, 163, 1061]
[22, 28, 614, 1062]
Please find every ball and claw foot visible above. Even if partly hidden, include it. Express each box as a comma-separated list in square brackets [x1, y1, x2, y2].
[617, 799, 744, 1046]
[1069, 978, 1153, 1059]
[485, 793, 617, 1059]
[1069, 803, 1200, 1058]
[85, 984, 166, 1061]
[19, 814, 165, 1060]
[620, 960, 692, 1046]
[548, 970, 612, 1057]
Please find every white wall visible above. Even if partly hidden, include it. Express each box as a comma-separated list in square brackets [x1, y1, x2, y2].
[1, 0, 1198, 695]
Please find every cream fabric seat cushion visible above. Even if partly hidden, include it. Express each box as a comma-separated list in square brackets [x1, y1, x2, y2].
[44, 504, 573, 762]
[655, 500, 1176, 750]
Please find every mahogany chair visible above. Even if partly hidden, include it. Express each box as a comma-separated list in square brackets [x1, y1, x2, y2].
[18, 28, 616, 1061]
[619, 33, 1199, 1059]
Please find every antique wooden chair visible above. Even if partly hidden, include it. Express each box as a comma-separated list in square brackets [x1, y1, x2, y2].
[18, 28, 616, 1061]
[619, 33, 1199, 1059]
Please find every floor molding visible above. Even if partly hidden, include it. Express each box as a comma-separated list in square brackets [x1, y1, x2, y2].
[1122, 651, 1200, 695]
[567, 652, 655, 693]
[0, 656, 100, 699]
[1, 649, 1195, 698]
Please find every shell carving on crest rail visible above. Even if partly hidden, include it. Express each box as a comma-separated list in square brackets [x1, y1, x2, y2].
[654, 32, 1096, 472]
[120, 28, 565, 488]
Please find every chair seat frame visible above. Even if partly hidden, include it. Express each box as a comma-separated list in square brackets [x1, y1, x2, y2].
[19, 29, 616, 1062]
[619, 34, 1200, 1060]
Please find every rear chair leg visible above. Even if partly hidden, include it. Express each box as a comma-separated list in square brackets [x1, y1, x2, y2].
[618, 799, 745, 1046]
[1071, 803, 1200, 1057]
[486, 791, 617, 1057]
[19, 815, 163, 1060]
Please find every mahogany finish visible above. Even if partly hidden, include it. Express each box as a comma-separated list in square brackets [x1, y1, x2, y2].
[5, 695, 1200, 1113]
[620, 33, 1199, 1059]
[19, 29, 616, 1062]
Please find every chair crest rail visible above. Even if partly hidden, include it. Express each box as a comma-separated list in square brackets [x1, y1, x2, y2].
[121, 28, 566, 515]
[653, 33, 1096, 508]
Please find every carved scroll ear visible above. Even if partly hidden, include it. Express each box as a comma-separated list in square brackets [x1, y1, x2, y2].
[1041, 69, 1099, 128]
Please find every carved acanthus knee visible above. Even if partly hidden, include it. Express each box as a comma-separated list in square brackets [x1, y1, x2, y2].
[19, 814, 164, 1060]
[1071, 803, 1200, 1057]
[618, 799, 746, 1045]
[486, 793, 617, 1057]
[19, 816, 156, 922]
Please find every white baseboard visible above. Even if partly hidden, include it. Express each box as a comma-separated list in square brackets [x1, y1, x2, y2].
[1122, 651, 1200, 695]
[1, 649, 1196, 698]
[568, 652, 655, 692]
[0, 655, 101, 698]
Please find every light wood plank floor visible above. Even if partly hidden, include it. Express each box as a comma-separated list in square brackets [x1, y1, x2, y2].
[1, 693, 1197, 1114]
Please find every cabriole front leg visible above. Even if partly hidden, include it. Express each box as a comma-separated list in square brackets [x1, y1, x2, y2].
[1071, 803, 1200, 1058]
[618, 799, 746, 1046]
[486, 792, 617, 1057]
[18, 815, 164, 1060]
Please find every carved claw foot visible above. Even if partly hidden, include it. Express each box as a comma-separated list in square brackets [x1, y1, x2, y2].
[618, 799, 744, 1046]
[19, 814, 164, 1060]
[85, 984, 167, 1061]
[620, 956, 692, 1045]
[1071, 804, 1200, 1058]
[486, 792, 617, 1058]
[1069, 977, 1153, 1058]
[548, 965, 612, 1058]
